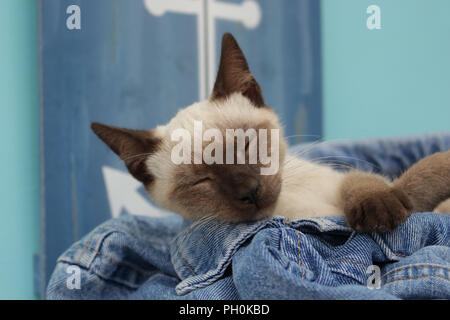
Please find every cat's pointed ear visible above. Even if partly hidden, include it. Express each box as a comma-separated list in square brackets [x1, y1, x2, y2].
[91, 122, 160, 185]
[210, 33, 264, 107]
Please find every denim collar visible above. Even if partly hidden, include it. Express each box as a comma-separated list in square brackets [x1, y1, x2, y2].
[169, 215, 352, 295]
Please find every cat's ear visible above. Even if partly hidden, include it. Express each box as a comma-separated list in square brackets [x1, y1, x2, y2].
[91, 122, 160, 185]
[210, 33, 264, 107]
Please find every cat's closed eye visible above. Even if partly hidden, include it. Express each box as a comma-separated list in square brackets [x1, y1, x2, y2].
[192, 177, 212, 186]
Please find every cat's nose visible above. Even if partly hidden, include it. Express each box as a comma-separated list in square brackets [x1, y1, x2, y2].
[237, 182, 260, 205]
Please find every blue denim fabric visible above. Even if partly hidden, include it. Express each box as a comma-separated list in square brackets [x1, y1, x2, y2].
[47, 133, 450, 299]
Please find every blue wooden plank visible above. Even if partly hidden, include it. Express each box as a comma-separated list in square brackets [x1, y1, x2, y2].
[215, 0, 322, 144]
[40, 0, 322, 289]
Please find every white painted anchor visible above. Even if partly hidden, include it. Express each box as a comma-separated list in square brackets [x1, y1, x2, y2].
[144, 0, 262, 100]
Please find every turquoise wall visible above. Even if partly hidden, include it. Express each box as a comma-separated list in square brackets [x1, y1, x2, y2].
[321, 0, 450, 140]
[0, 0, 40, 299]
[1, 0, 450, 299]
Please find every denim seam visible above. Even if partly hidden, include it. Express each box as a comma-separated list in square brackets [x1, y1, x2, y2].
[382, 274, 450, 286]
[325, 254, 408, 269]
[79, 226, 168, 249]
[288, 221, 307, 280]
[381, 264, 450, 279]
[63, 224, 169, 277]
[394, 252, 408, 257]
[57, 260, 143, 290]
[73, 244, 157, 276]
[75, 227, 100, 267]
[71, 238, 167, 251]
[296, 230, 306, 280]
[60, 245, 155, 276]
[73, 226, 121, 266]
[176, 249, 197, 276]
[326, 258, 369, 269]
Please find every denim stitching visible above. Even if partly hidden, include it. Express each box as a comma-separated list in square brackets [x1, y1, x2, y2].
[62, 245, 156, 276]
[382, 274, 450, 286]
[66, 226, 169, 276]
[177, 249, 197, 276]
[326, 258, 369, 269]
[71, 236, 167, 250]
[296, 230, 306, 280]
[381, 264, 450, 279]
[83, 246, 157, 275]
[80, 226, 168, 248]
[76, 229, 97, 265]
[394, 252, 408, 257]
[68, 226, 168, 269]
[75, 226, 117, 265]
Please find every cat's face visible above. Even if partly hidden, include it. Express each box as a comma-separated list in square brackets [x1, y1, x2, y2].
[92, 33, 287, 222]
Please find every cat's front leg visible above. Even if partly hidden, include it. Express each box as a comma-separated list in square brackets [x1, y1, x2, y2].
[340, 171, 413, 232]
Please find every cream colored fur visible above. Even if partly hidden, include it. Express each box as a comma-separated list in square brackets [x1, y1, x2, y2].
[144, 93, 345, 220]
[275, 154, 345, 219]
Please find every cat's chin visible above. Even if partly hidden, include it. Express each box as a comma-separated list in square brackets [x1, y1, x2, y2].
[177, 199, 278, 224]
[213, 199, 279, 223]
[217, 182, 281, 222]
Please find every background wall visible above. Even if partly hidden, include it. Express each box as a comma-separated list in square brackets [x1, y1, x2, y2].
[321, 0, 450, 140]
[0, 0, 40, 299]
[1, 0, 450, 300]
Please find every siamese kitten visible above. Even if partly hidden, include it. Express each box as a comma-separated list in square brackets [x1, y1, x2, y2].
[92, 33, 450, 232]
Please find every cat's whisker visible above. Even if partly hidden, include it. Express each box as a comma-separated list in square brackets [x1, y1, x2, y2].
[284, 159, 356, 174]
[314, 162, 356, 172]
[307, 155, 381, 171]
[288, 139, 326, 159]
[121, 153, 154, 162]
[284, 134, 322, 141]
[287, 136, 376, 159]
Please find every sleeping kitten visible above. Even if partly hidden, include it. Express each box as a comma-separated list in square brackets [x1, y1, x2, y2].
[92, 33, 450, 232]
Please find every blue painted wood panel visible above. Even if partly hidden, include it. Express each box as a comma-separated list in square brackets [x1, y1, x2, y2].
[39, 0, 321, 294]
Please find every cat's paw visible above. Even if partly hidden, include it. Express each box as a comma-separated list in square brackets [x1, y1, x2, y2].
[344, 188, 413, 233]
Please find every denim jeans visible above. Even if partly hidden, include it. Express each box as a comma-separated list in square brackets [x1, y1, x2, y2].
[47, 133, 450, 299]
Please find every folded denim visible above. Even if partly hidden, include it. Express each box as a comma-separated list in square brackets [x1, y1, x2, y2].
[46, 132, 450, 299]
[46, 213, 450, 299]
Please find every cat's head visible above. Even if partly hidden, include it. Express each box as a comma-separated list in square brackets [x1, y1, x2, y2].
[92, 33, 287, 222]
